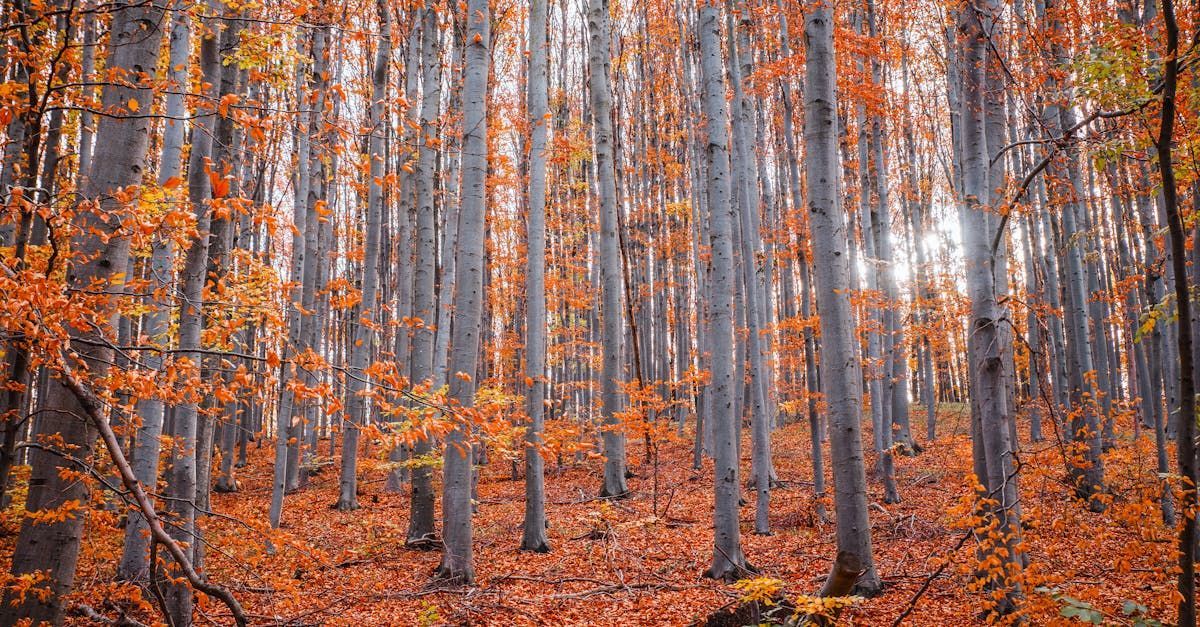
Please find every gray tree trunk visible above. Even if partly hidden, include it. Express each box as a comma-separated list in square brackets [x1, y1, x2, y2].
[295, 26, 332, 491]
[776, 2, 827, 521]
[1040, 0, 1106, 508]
[337, 0, 390, 511]
[696, 3, 746, 581]
[522, 0, 551, 554]
[957, 1, 1024, 608]
[803, 0, 880, 593]
[118, 1, 189, 581]
[161, 5, 236, 620]
[1, 1, 166, 622]
[588, 0, 628, 498]
[270, 29, 313, 529]
[406, 7, 441, 547]
[726, 3, 774, 535]
[433, 0, 489, 585]
[386, 16, 421, 493]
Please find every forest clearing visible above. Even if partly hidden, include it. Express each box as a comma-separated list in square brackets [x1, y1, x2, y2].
[0, 0, 1197, 623]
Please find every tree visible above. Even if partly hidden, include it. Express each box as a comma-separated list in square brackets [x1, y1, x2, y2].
[117, 0, 190, 582]
[955, 0, 1024, 609]
[1, 0, 167, 621]
[270, 26, 314, 530]
[587, 0, 629, 499]
[433, 0, 490, 585]
[1155, 0, 1195, 621]
[337, 0, 390, 512]
[697, 1, 747, 582]
[803, 0, 880, 594]
[522, 0, 551, 554]
[726, 0, 775, 534]
[406, 5, 441, 548]
[1040, 0, 1106, 510]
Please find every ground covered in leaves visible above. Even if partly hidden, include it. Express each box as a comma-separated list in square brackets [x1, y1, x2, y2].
[0, 405, 1181, 625]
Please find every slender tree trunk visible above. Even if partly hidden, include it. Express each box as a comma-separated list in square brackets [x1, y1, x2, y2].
[522, 0, 551, 554]
[270, 29, 313, 529]
[957, 2, 1024, 610]
[337, 0, 389, 511]
[1156, 2, 1195, 621]
[433, 0, 489, 585]
[776, 3, 827, 521]
[726, 2, 773, 534]
[696, 2, 747, 581]
[804, 0, 880, 594]
[161, 5, 239, 620]
[1040, 0, 1107, 508]
[588, 0, 628, 498]
[118, 1, 189, 581]
[405, 7, 441, 547]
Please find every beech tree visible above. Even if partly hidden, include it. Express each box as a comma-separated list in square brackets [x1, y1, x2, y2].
[588, 0, 629, 500]
[434, 0, 490, 585]
[2, 0, 167, 621]
[337, 0, 389, 512]
[697, 1, 745, 582]
[954, 0, 1024, 606]
[803, 0, 880, 594]
[403, 4, 441, 548]
[522, 0, 551, 554]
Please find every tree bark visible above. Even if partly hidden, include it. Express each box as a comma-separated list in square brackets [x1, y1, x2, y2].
[804, 0, 880, 594]
[337, 0, 390, 511]
[522, 0, 551, 554]
[588, 0, 628, 499]
[1, 0, 166, 622]
[697, 2, 747, 582]
[433, 0, 489, 585]
[117, 0, 190, 581]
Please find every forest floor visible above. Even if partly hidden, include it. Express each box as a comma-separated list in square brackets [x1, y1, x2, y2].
[1, 403, 1181, 625]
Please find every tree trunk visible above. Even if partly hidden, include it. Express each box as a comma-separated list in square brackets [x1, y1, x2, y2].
[588, 0, 628, 499]
[1040, 0, 1107, 508]
[696, 2, 746, 581]
[956, 1, 1024, 610]
[405, 7, 441, 547]
[1155, 2, 1196, 621]
[1, 1, 166, 622]
[522, 0, 551, 554]
[726, 2, 774, 535]
[270, 29, 313, 529]
[117, 1, 190, 581]
[433, 0, 489, 585]
[337, 0, 390, 511]
[804, 0, 880, 594]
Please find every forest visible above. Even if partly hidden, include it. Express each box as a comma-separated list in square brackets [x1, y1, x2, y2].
[0, 0, 1197, 623]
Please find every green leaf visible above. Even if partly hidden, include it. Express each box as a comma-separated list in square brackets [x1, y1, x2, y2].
[1123, 600, 1148, 616]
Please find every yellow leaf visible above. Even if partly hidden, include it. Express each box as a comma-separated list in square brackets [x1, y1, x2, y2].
[128, 98, 139, 112]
